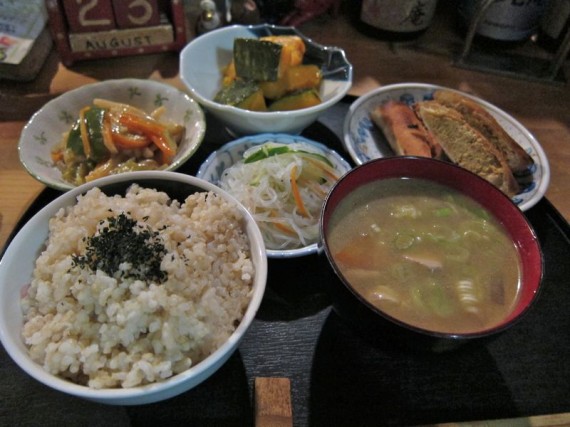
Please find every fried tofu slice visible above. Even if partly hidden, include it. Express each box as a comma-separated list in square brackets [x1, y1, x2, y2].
[414, 100, 519, 197]
[433, 90, 533, 173]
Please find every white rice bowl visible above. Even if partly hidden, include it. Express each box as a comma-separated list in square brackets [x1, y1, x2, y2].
[0, 171, 267, 405]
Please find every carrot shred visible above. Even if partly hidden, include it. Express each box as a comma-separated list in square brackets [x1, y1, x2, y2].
[149, 133, 175, 164]
[111, 131, 151, 149]
[268, 210, 297, 235]
[119, 112, 167, 136]
[305, 157, 339, 181]
[51, 150, 64, 163]
[334, 235, 392, 269]
[273, 221, 297, 235]
[118, 111, 176, 163]
[79, 106, 91, 157]
[85, 157, 119, 182]
[290, 165, 309, 217]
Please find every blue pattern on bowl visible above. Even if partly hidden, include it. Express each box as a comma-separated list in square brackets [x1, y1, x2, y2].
[197, 133, 352, 258]
[342, 83, 550, 212]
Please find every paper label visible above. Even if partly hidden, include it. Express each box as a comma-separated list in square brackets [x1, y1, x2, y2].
[360, 0, 438, 33]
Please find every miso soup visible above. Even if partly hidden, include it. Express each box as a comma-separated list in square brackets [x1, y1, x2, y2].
[327, 178, 522, 334]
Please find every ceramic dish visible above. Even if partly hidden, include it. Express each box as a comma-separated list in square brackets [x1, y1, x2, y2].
[197, 133, 352, 258]
[342, 83, 550, 211]
[19, 79, 207, 191]
[179, 24, 352, 135]
[0, 171, 267, 405]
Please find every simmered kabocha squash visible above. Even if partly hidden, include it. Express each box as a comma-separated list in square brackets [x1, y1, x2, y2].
[233, 35, 306, 82]
[222, 61, 237, 86]
[284, 64, 321, 92]
[214, 80, 267, 111]
[259, 35, 305, 75]
[260, 64, 322, 100]
[234, 39, 283, 82]
[268, 89, 321, 111]
[216, 35, 321, 112]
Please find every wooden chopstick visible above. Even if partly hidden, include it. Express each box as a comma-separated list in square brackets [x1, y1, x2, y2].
[254, 377, 293, 427]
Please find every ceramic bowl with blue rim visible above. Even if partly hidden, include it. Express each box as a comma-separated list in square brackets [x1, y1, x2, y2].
[179, 24, 352, 136]
[197, 133, 353, 258]
[19, 79, 207, 191]
[343, 83, 550, 212]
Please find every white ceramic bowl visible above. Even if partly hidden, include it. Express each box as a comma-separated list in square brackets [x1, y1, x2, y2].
[19, 79, 207, 191]
[179, 24, 353, 135]
[343, 83, 550, 211]
[0, 171, 267, 405]
[197, 133, 352, 258]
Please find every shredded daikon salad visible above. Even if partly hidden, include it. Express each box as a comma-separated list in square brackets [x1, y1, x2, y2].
[219, 141, 342, 250]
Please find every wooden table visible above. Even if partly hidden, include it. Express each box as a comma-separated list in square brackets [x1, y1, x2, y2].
[0, 3, 569, 425]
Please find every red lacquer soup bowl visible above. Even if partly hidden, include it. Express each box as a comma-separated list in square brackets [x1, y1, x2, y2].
[319, 157, 543, 351]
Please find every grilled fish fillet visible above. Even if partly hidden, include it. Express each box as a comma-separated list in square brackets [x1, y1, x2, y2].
[370, 100, 441, 159]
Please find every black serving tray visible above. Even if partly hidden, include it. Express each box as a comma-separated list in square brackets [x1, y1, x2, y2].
[2, 97, 569, 427]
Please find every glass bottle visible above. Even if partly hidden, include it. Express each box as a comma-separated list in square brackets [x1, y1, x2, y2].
[196, 0, 222, 35]
[457, 0, 548, 43]
[536, 0, 570, 52]
[353, 0, 439, 41]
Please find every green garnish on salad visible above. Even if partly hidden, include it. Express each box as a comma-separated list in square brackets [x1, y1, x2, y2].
[220, 141, 342, 250]
[243, 142, 334, 167]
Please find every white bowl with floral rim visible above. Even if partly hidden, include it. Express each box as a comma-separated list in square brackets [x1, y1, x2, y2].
[18, 79, 206, 191]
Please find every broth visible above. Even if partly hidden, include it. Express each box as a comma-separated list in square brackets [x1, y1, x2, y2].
[327, 178, 521, 334]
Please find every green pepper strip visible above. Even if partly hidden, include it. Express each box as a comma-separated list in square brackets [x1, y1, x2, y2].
[244, 145, 333, 167]
[66, 106, 109, 162]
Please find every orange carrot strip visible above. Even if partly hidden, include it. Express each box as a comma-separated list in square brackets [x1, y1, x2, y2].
[79, 106, 91, 157]
[290, 165, 309, 217]
[333, 235, 391, 269]
[118, 112, 177, 162]
[112, 131, 151, 149]
[85, 157, 119, 182]
[273, 221, 297, 235]
[268, 210, 297, 235]
[118, 112, 167, 137]
[149, 133, 175, 164]
[51, 150, 64, 163]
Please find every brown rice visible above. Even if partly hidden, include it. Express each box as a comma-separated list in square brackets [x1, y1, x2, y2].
[21, 184, 254, 389]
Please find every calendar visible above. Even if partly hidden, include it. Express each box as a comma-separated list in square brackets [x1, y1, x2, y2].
[46, 0, 187, 65]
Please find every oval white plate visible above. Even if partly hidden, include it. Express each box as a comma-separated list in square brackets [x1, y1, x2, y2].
[19, 79, 207, 191]
[197, 133, 352, 258]
[343, 83, 550, 211]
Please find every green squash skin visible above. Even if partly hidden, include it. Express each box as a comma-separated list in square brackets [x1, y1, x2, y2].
[214, 80, 260, 106]
[268, 89, 321, 112]
[233, 38, 282, 82]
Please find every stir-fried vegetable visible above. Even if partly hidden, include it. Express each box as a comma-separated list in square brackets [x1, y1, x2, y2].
[220, 142, 341, 250]
[51, 99, 184, 185]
